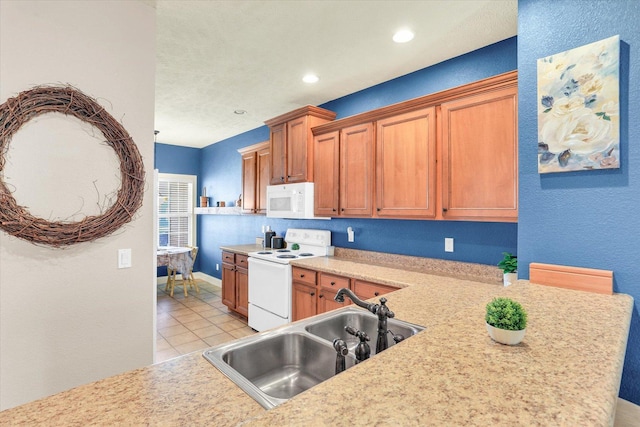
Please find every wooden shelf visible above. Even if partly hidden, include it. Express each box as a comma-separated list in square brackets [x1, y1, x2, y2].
[194, 207, 243, 215]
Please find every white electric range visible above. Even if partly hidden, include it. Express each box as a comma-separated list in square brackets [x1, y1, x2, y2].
[247, 229, 333, 331]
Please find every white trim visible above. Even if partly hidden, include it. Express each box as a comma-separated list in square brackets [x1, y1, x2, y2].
[156, 272, 221, 288]
[157, 173, 197, 247]
[194, 272, 221, 288]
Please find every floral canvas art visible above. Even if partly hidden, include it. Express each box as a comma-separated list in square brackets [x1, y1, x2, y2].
[537, 35, 620, 173]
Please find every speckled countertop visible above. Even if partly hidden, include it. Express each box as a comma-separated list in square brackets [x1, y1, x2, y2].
[0, 251, 632, 426]
[220, 243, 264, 255]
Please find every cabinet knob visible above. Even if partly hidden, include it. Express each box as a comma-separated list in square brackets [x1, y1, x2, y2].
[319, 294, 324, 298]
[310, 292, 315, 296]
[374, 292, 379, 296]
[341, 208, 344, 212]
[377, 208, 381, 211]
[443, 208, 448, 212]
[300, 274, 305, 278]
[330, 281, 335, 286]
[332, 208, 337, 212]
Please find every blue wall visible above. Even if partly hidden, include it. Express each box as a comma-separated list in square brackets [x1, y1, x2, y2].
[154, 142, 200, 176]
[154, 142, 201, 274]
[518, 0, 640, 404]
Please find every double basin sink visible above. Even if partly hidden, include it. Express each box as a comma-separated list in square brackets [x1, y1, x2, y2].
[203, 306, 424, 409]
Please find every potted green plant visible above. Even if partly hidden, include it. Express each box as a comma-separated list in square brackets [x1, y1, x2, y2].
[498, 252, 517, 286]
[485, 297, 528, 345]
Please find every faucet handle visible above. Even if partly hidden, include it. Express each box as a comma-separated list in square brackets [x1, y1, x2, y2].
[345, 325, 370, 341]
[378, 297, 395, 319]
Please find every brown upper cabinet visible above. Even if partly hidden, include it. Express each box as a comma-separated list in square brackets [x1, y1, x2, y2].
[312, 70, 518, 222]
[238, 141, 270, 214]
[376, 107, 437, 218]
[313, 123, 375, 217]
[439, 85, 518, 221]
[265, 106, 336, 185]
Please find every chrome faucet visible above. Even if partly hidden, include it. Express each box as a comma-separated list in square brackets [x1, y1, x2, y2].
[334, 288, 395, 354]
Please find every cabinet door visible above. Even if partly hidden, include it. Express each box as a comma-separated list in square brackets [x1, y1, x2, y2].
[235, 266, 249, 317]
[221, 262, 236, 309]
[286, 116, 308, 183]
[313, 131, 340, 216]
[270, 122, 286, 184]
[376, 107, 437, 218]
[241, 151, 257, 214]
[341, 122, 374, 217]
[440, 86, 518, 221]
[292, 282, 317, 321]
[256, 147, 270, 214]
[353, 279, 399, 300]
[317, 273, 350, 314]
[317, 285, 347, 314]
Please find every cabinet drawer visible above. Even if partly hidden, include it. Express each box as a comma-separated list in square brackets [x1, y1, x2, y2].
[353, 280, 399, 300]
[222, 251, 235, 263]
[292, 267, 317, 286]
[236, 254, 249, 268]
[319, 273, 350, 290]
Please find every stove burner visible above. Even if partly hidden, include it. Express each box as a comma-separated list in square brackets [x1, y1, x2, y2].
[276, 249, 291, 253]
[298, 253, 314, 257]
[257, 251, 273, 255]
[277, 254, 297, 259]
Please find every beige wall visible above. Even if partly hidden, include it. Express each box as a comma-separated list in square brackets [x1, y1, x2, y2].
[0, 1, 156, 410]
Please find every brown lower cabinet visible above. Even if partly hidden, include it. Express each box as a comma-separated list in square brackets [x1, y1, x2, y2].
[292, 267, 351, 321]
[292, 267, 400, 321]
[352, 279, 399, 300]
[221, 251, 249, 317]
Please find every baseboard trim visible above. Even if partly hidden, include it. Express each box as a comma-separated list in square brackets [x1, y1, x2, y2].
[156, 272, 221, 288]
[194, 272, 221, 287]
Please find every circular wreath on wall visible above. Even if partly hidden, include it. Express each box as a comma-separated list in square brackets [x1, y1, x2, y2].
[0, 86, 145, 247]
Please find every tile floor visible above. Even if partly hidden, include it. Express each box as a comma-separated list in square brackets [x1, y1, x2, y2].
[156, 279, 256, 363]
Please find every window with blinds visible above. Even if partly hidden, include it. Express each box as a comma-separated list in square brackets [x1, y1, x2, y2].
[157, 174, 196, 247]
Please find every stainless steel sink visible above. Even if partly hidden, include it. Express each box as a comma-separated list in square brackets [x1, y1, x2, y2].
[203, 306, 424, 409]
[304, 307, 425, 354]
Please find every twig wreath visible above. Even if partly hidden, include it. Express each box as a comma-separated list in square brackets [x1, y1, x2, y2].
[0, 86, 145, 247]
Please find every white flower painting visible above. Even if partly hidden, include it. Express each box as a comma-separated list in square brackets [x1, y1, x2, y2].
[537, 35, 620, 173]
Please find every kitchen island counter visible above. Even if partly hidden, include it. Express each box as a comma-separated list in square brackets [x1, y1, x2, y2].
[0, 258, 632, 426]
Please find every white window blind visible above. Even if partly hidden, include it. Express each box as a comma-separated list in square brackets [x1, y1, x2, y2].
[157, 174, 196, 247]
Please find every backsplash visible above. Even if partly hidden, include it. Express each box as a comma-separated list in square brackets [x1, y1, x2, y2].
[334, 247, 503, 285]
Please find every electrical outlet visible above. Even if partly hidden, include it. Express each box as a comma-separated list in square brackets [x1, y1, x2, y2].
[216, 263, 220, 271]
[347, 227, 355, 243]
[445, 238, 454, 253]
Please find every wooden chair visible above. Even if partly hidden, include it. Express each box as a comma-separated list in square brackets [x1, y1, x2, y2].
[166, 247, 200, 297]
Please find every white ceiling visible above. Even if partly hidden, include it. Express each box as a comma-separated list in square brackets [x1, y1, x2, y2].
[153, 0, 517, 148]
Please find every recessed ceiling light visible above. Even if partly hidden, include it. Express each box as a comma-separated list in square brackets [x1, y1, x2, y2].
[234, 109, 247, 115]
[393, 29, 414, 43]
[302, 74, 319, 84]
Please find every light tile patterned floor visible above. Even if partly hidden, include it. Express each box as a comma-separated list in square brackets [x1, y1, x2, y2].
[156, 279, 256, 363]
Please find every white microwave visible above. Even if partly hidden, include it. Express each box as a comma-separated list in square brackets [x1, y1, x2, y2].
[266, 182, 329, 220]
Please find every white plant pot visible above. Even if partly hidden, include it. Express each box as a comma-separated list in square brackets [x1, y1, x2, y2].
[486, 323, 526, 345]
[503, 272, 517, 287]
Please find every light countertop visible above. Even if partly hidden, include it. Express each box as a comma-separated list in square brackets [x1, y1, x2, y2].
[0, 255, 632, 426]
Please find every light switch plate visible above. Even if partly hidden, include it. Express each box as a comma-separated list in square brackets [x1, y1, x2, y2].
[445, 238, 454, 253]
[118, 249, 132, 268]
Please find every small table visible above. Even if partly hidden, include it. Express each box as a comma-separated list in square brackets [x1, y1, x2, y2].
[157, 246, 196, 296]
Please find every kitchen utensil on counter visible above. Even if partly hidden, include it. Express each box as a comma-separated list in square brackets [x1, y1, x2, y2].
[271, 236, 285, 249]
[264, 231, 276, 248]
